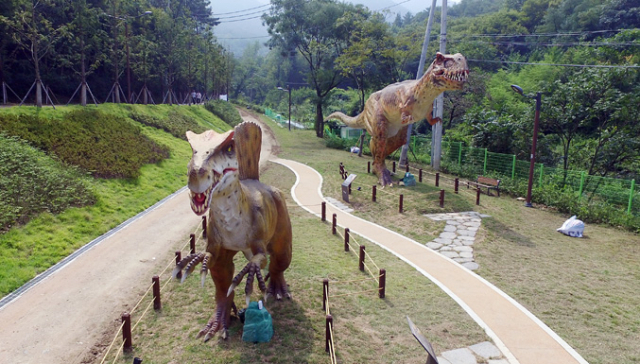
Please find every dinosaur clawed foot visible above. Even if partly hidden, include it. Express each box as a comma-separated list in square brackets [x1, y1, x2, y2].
[172, 252, 212, 287]
[197, 300, 237, 342]
[266, 271, 291, 301]
[226, 261, 267, 307]
[379, 168, 394, 187]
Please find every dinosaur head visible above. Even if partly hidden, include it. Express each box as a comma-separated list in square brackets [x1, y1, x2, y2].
[186, 129, 238, 216]
[425, 52, 469, 91]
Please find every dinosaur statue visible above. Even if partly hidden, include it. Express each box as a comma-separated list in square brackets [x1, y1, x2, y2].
[326, 52, 469, 186]
[174, 121, 292, 341]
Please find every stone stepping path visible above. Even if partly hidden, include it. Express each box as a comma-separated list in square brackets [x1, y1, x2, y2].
[438, 341, 507, 364]
[325, 196, 354, 213]
[423, 212, 490, 271]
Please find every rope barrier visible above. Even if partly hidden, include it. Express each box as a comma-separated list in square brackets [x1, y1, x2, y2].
[131, 298, 155, 332]
[362, 250, 380, 272]
[327, 276, 379, 284]
[99, 321, 125, 364]
[328, 322, 337, 364]
[329, 288, 382, 298]
[362, 263, 379, 284]
[325, 286, 330, 316]
[110, 341, 126, 364]
[129, 282, 154, 314]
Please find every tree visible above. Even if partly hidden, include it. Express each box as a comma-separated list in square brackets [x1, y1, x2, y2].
[264, 0, 353, 138]
[0, 0, 65, 107]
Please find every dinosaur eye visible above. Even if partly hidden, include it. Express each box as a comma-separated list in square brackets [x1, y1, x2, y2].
[225, 145, 234, 155]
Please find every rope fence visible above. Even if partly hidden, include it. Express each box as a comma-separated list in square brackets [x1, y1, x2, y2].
[320, 210, 388, 364]
[99, 218, 205, 364]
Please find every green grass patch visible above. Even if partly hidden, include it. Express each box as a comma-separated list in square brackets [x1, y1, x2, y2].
[0, 104, 230, 296]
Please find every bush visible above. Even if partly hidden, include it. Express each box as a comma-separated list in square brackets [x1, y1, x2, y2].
[0, 109, 170, 178]
[131, 110, 207, 140]
[0, 135, 96, 232]
[204, 100, 243, 127]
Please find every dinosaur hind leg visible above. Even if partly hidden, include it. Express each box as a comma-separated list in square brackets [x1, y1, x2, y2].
[198, 248, 238, 341]
[266, 192, 293, 301]
[369, 127, 393, 186]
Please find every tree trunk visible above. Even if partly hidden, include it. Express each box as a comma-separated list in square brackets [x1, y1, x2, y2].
[315, 99, 324, 138]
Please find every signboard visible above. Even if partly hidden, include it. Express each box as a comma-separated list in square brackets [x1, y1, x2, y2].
[341, 174, 357, 202]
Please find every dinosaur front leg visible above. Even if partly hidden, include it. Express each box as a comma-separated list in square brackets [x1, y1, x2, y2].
[226, 252, 268, 307]
[198, 248, 238, 341]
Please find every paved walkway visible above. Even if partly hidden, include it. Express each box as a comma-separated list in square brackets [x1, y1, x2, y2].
[274, 157, 588, 364]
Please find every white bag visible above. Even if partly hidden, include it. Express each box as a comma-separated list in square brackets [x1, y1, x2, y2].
[557, 215, 584, 238]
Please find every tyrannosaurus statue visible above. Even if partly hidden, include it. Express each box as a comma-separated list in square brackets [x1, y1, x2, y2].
[174, 121, 292, 341]
[326, 52, 469, 186]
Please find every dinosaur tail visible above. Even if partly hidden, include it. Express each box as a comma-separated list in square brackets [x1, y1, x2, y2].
[325, 111, 366, 129]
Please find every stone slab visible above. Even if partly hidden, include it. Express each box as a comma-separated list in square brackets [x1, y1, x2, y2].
[444, 225, 458, 232]
[434, 238, 453, 245]
[441, 348, 477, 364]
[462, 262, 479, 271]
[453, 246, 473, 252]
[426, 242, 443, 250]
[469, 341, 502, 359]
[441, 251, 460, 259]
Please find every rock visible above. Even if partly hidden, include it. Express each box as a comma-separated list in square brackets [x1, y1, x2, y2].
[441, 251, 460, 259]
[426, 242, 443, 250]
[434, 238, 453, 245]
[459, 251, 474, 258]
[439, 232, 457, 239]
[444, 225, 458, 232]
[457, 230, 477, 237]
[453, 246, 473, 252]
[462, 262, 479, 271]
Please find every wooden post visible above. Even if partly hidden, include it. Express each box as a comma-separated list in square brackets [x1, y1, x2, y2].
[325, 315, 333, 352]
[152, 275, 161, 310]
[332, 214, 337, 235]
[189, 234, 196, 254]
[435, 173, 440, 187]
[439, 189, 445, 208]
[372, 185, 377, 202]
[202, 216, 207, 239]
[399, 194, 404, 213]
[359, 245, 365, 271]
[455, 178, 459, 194]
[367, 161, 371, 174]
[321, 202, 326, 222]
[344, 228, 350, 252]
[476, 188, 481, 205]
[379, 269, 386, 299]
[419, 169, 423, 183]
[322, 279, 329, 311]
[392, 161, 396, 173]
[405, 163, 409, 173]
[122, 312, 132, 352]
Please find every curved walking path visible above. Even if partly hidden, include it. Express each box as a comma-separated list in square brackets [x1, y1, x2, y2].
[274, 157, 588, 364]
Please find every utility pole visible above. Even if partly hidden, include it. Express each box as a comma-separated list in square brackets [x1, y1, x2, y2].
[399, 0, 438, 168]
[431, 0, 447, 171]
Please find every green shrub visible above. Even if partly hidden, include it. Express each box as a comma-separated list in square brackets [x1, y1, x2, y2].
[204, 100, 243, 127]
[0, 135, 96, 232]
[130, 110, 207, 140]
[0, 109, 170, 178]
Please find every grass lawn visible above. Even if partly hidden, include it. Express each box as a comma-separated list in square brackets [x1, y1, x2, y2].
[101, 162, 489, 364]
[259, 113, 640, 364]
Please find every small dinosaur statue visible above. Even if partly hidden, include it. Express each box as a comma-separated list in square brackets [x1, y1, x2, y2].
[326, 52, 469, 186]
[175, 121, 292, 341]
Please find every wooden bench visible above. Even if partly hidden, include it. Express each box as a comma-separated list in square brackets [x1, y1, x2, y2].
[467, 176, 501, 196]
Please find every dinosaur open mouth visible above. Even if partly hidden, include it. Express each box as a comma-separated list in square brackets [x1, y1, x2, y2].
[441, 69, 469, 83]
[189, 167, 238, 216]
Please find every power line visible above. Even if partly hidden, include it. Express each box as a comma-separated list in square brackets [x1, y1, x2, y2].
[217, 15, 263, 24]
[212, 4, 270, 16]
[214, 9, 268, 20]
[465, 40, 640, 47]
[468, 58, 640, 69]
[450, 29, 632, 39]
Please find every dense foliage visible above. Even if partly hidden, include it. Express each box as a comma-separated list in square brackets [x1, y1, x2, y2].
[0, 109, 170, 178]
[131, 109, 207, 140]
[204, 99, 243, 127]
[0, 0, 229, 107]
[0, 134, 96, 232]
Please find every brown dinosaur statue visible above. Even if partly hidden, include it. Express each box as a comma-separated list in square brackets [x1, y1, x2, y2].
[326, 52, 469, 186]
[174, 121, 292, 341]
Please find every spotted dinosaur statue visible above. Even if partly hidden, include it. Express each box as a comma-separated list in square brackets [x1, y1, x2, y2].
[174, 121, 292, 341]
[326, 52, 469, 186]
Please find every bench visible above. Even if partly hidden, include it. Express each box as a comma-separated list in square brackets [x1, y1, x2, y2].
[467, 176, 501, 196]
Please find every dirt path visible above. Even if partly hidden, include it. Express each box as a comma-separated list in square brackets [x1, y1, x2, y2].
[0, 111, 279, 364]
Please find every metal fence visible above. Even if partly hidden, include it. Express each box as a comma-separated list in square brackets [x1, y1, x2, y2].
[413, 138, 638, 216]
